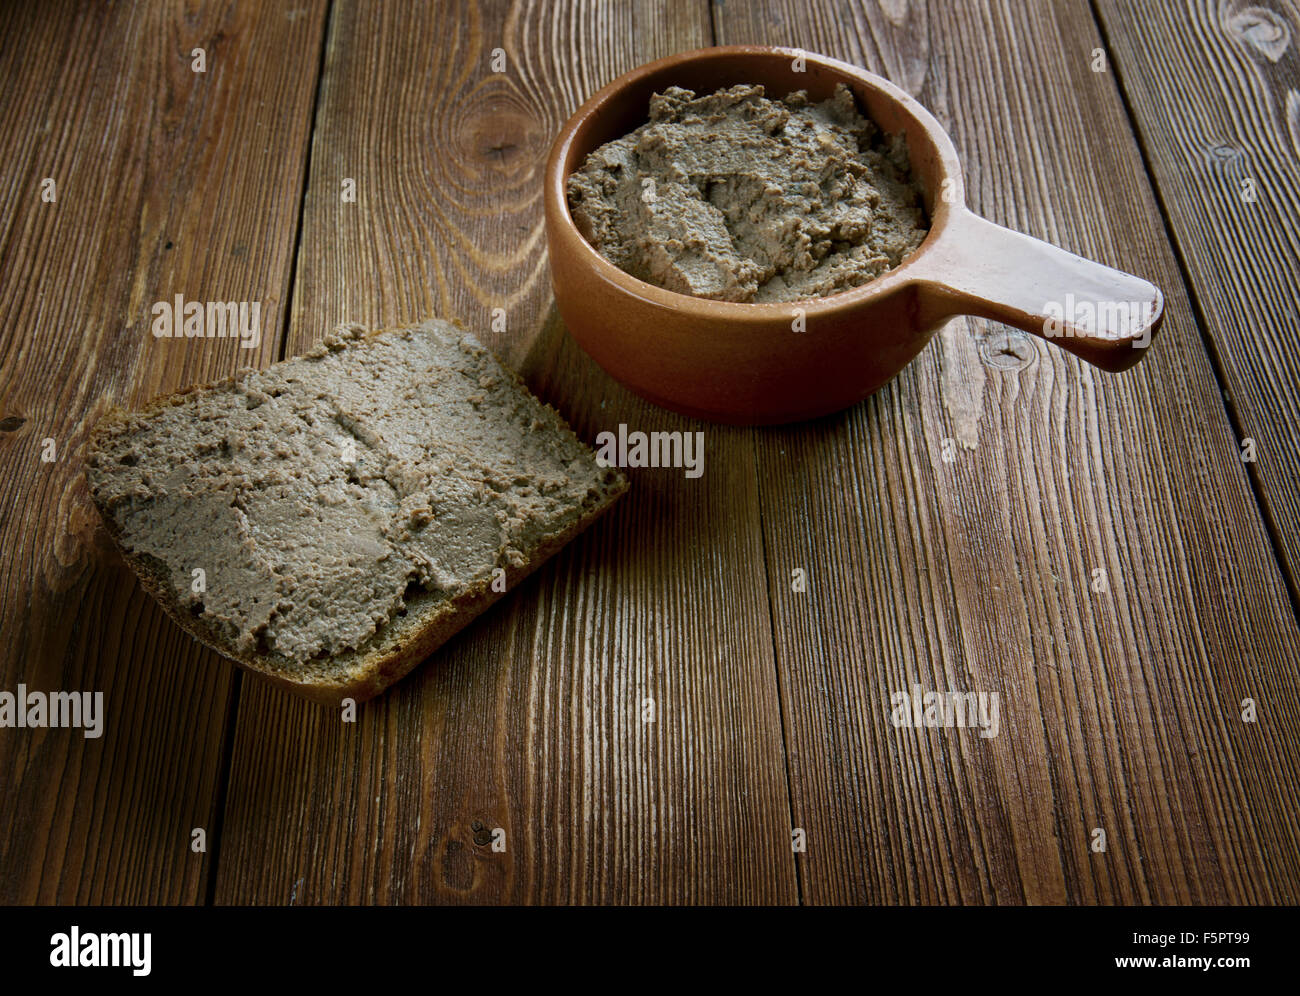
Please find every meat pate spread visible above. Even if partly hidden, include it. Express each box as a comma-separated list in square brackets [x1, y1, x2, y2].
[566, 83, 929, 303]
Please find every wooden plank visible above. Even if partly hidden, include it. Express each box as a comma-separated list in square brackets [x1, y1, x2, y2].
[0, 1, 328, 902]
[213, 0, 799, 904]
[714, 0, 1300, 902]
[1093, 0, 1300, 589]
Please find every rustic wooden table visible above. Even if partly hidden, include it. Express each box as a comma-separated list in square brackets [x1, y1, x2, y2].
[2, 0, 1298, 905]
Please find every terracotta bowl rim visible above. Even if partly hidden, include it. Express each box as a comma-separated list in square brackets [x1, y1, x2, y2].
[544, 44, 966, 319]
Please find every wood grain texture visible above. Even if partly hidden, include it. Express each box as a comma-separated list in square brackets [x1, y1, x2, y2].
[284, 0, 711, 369]
[4, 0, 1297, 908]
[714, 0, 1300, 903]
[212, 0, 799, 904]
[1093, 0, 1300, 589]
[0, 0, 327, 902]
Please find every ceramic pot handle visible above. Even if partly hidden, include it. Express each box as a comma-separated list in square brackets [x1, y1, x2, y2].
[913, 209, 1163, 372]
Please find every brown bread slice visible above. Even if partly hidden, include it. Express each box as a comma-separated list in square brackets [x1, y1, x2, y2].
[85, 320, 627, 704]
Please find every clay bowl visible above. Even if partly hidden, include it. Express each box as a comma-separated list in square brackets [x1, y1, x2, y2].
[544, 45, 1164, 424]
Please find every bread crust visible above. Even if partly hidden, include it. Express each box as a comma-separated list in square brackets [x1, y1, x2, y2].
[84, 322, 628, 705]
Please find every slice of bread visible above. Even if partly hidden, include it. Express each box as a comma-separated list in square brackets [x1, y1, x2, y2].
[85, 320, 627, 704]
